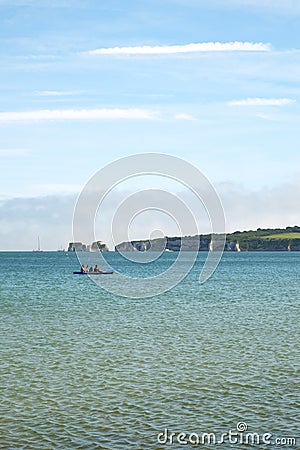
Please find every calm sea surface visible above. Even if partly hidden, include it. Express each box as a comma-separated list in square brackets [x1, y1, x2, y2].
[0, 251, 299, 449]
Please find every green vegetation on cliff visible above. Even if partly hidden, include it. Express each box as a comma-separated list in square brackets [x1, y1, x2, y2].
[224, 226, 300, 251]
[262, 232, 300, 240]
[115, 226, 300, 252]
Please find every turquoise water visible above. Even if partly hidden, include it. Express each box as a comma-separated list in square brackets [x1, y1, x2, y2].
[0, 252, 299, 449]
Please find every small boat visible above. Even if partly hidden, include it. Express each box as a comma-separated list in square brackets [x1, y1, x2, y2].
[33, 235, 43, 252]
[73, 270, 114, 275]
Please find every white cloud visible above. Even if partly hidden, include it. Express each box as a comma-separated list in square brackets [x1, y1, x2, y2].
[228, 98, 296, 106]
[32, 184, 82, 196]
[218, 181, 300, 233]
[86, 41, 271, 56]
[0, 195, 76, 251]
[1, 179, 300, 250]
[33, 90, 85, 97]
[0, 148, 31, 156]
[175, 113, 197, 121]
[0, 108, 159, 122]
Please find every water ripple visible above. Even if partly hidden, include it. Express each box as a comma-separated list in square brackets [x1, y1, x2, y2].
[0, 252, 299, 448]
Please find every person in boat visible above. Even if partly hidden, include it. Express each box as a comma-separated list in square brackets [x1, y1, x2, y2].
[89, 266, 94, 273]
[94, 264, 103, 273]
[80, 264, 86, 273]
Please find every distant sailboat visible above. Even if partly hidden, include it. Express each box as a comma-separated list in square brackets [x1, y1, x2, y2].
[33, 235, 42, 252]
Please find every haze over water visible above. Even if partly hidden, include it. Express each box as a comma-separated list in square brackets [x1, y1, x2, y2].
[1, 251, 299, 449]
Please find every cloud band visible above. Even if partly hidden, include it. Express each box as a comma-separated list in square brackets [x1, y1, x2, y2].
[87, 41, 271, 56]
[0, 108, 158, 122]
[228, 98, 295, 106]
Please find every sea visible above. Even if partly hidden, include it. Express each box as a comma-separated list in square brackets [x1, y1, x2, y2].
[0, 251, 299, 449]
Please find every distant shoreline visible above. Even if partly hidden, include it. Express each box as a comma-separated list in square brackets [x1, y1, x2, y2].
[2, 226, 300, 252]
[115, 226, 300, 252]
[70, 226, 300, 253]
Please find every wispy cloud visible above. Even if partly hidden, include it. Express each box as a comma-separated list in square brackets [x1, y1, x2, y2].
[223, 0, 300, 13]
[175, 113, 197, 121]
[32, 183, 82, 195]
[0, 108, 159, 122]
[163, 0, 300, 14]
[228, 98, 296, 106]
[0, 148, 31, 157]
[33, 90, 85, 97]
[0, 0, 82, 7]
[86, 41, 271, 56]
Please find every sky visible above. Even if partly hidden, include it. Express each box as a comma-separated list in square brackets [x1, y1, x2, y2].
[0, 0, 300, 250]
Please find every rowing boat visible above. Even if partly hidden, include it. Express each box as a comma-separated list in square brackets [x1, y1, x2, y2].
[73, 270, 114, 275]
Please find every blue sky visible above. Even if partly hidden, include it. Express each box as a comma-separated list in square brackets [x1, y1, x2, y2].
[0, 0, 300, 249]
